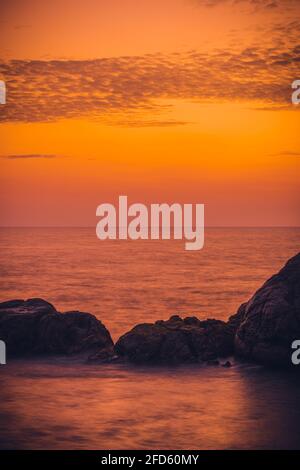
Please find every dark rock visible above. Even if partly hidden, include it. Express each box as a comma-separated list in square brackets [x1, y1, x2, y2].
[234, 252, 300, 367]
[3, 253, 298, 369]
[0, 298, 114, 361]
[169, 315, 183, 322]
[115, 315, 234, 364]
[221, 361, 232, 368]
[227, 303, 247, 334]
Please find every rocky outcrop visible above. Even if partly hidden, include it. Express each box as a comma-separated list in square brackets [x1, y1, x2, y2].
[0, 298, 114, 361]
[1, 252, 299, 368]
[115, 315, 234, 364]
[115, 253, 300, 367]
[234, 252, 300, 367]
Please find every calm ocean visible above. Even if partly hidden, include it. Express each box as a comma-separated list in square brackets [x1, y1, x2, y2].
[0, 227, 300, 449]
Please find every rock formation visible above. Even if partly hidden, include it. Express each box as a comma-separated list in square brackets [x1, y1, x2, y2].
[115, 315, 234, 364]
[115, 252, 300, 367]
[234, 252, 300, 367]
[0, 298, 114, 361]
[1, 252, 299, 368]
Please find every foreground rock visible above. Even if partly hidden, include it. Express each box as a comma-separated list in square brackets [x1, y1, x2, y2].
[115, 315, 234, 364]
[234, 252, 300, 367]
[1, 252, 299, 368]
[115, 252, 300, 367]
[0, 298, 114, 361]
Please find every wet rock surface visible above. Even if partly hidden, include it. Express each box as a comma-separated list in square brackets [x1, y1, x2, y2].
[0, 298, 114, 360]
[234, 252, 300, 367]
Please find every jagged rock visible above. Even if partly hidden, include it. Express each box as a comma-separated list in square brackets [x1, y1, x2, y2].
[227, 303, 247, 334]
[0, 298, 114, 360]
[234, 252, 300, 367]
[115, 315, 234, 364]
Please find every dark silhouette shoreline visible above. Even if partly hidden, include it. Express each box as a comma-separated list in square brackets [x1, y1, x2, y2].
[1, 252, 299, 369]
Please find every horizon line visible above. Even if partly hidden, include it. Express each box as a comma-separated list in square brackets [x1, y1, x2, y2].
[0, 225, 299, 229]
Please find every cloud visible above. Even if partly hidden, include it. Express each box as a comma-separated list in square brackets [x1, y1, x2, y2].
[1, 154, 64, 160]
[0, 41, 299, 124]
[105, 119, 190, 128]
[269, 150, 300, 157]
[251, 104, 299, 112]
[14, 24, 32, 30]
[198, 0, 297, 10]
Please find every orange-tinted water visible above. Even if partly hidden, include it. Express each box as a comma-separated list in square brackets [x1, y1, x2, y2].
[0, 227, 300, 449]
[1, 227, 299, 339]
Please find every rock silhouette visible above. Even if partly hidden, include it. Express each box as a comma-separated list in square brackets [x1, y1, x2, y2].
[0, 252, 299, 368]
[115, 253, 300, 367]
[0, 298, 114, 360]
[234, 252, 300, 367]
[115, 315, 234, 364]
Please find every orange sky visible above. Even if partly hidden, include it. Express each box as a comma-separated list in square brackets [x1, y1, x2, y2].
[0, 0, 299, 226]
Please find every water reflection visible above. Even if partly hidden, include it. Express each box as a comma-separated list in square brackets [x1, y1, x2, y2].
[1, 361, 300, 449]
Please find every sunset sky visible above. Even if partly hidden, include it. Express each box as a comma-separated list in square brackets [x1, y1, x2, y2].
[0, 0, 299, 226]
